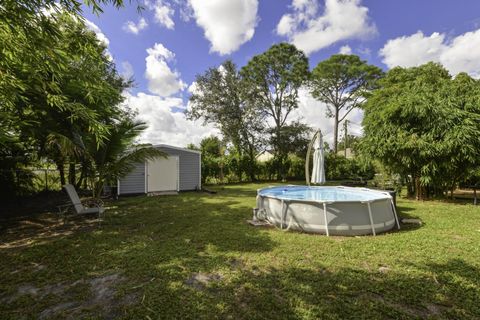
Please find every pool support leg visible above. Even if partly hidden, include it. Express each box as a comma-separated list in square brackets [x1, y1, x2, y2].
[391, 199, 401, 230]
[281, 200, 286, 229]
[366, 202, 376, 236]
[322, 202, 329, 237]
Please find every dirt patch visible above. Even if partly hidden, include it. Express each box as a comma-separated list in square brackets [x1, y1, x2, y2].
[39, 302, 78, 320]
[426, 303, 448, 316]
[89, 274, 123, 306]
[0, 214, 97, 249]
[229, 258, 245, 270]
[120, 292, 138, 306]
[5, 273, 133, 319]
[1, 282, 71, 303]
[250, 265, 262, 276]
[365, 292, 446, 318]
[378, 266, 390, 274]
[185, 272, 224, 290]
[17, 284, 40, 296]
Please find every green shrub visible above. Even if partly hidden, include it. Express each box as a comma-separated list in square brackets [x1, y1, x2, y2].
[325, 154, 375, 181]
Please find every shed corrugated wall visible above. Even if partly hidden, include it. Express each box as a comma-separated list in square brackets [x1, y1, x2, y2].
[118, 162, 145, 194]
[158, 146, 201, 191]
[118, 145, 201, 195]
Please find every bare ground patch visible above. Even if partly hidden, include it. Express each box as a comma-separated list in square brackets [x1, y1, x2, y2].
[364, 292, 449, 318]
[3, 273, 137, 319]
[0, 213, 98, 249]
[185, 272, 224, 290]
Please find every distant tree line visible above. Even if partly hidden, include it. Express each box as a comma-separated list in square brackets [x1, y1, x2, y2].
[188, 43, 382, 183]
[189, 45, 480, 200]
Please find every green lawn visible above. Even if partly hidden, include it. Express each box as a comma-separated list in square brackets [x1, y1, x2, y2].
[1, 183, 479, 319]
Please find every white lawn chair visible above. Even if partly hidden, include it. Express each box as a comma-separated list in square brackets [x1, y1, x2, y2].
[58, 184, 105, 223]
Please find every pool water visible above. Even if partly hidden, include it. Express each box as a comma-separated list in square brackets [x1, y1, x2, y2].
[258, 186, 390, 202]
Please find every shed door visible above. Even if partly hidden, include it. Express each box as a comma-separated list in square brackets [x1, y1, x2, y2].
[147, 156, 179, 192]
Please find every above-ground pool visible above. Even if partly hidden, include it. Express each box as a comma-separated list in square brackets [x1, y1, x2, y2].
[255, 186, 400, 236]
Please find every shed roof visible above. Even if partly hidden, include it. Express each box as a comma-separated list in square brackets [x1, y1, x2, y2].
[154, 144, 201, 155]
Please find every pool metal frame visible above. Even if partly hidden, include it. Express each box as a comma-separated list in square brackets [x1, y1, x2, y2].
[255, 186, 401, 236]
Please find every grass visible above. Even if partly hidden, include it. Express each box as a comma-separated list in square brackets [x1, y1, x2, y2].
[0, 182, 479, 319]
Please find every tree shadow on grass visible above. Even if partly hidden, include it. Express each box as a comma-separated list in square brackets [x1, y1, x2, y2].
[395, 204, 416, 215]
[99, 194, 276, 257]
[0, 212, 100, 250]
[0, 192, 277, 318]
[394, 205, 424, 233]
[137, 258, 480, 319]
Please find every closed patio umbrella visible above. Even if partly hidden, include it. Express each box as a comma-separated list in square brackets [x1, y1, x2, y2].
[311, 132, 325, 185]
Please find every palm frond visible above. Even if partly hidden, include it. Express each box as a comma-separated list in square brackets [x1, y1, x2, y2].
[104, 145, 167, 181]
[46, 132, 85, 158]
[86, 118, 167, 197]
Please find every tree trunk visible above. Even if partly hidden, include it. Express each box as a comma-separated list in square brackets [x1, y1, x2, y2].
[280, 154, 288, 182]
[75, 159, 88, 189]
[333, 108, 339, 154]
[56, 161, 66, 186]
[248, 155, 256, 182]
[246, 145, 257, 182]
[219, 162, 224, 185]
[76, 170, 84, 190]
[409, 169, 418, 198]
[274, 123, 286, 182]
[94, 180, 104, 199]
[448, 177, 457, 200]
[406, 173, 414, 197]
[249, 168, 256, 181]
[344, 120, 348, 157]
[415, 176, 421, 200]
[237, 156, 243, 183]
[68, 162, 76, 185]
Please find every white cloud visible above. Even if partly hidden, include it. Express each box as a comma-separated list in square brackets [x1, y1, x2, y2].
[187, 81, 198, 94]
[292, 0, 318, 13]
[84, 19, 110, 47]
[84, 19, 113, 60]
[188, 0, 259, 55]
[291, 87, 364, 145]
[276, 0, 377, 55]
[380, 29, 480, 77]
[357, 46, 371, 57]
[120, 61, 134, 79]
[123, 92, 220, 147]
[277, 15, 295, 36]
[122, 17, 148, 34]
[145, 0, 175, 29]
[124, 87, 363, 149]
[145, 43, 187, 97]
[179, 5, 193, 22]
[380, 32, 446, 69]
[339, 45, 352, 54]
[441, 30, 480, 77]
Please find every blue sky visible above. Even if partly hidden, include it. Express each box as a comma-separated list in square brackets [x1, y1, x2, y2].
[83, 0, 480, 147]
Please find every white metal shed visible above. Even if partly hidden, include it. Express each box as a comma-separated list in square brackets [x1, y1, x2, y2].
[117, 144, 201, 195]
